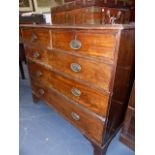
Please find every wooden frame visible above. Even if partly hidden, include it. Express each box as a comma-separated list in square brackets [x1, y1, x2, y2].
[19, 0, 33, 12]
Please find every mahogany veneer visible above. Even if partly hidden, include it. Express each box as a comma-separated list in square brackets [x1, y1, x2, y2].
[20, 24, 135, 155]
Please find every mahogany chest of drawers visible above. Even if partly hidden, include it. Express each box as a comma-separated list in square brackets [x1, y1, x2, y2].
[20, 24, 135, 155]
[120, 81, 135, 150]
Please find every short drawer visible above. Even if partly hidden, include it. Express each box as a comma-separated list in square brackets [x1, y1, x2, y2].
[25, 46, 48, 63]
[33, 82, 104, 145]
[52, 30, 116, 60]
[47, 50, 112, 91]
[21, 28, 51, 48]
[48, 69, 109, 117]
[28, 61, 50, 86]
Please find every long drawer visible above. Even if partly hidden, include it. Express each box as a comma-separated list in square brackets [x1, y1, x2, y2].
[31, 82, 104, 144]
[28, 61, 109, 117]
[47, 50, 112, 91]
[52, 30, 117, 60]
[21, 28, 51, 48]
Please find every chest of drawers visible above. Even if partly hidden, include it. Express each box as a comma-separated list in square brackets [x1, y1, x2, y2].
[20, 24, 135, 155]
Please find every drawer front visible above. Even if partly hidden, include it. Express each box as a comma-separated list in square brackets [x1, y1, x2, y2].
[31, 82, 104, 144]
[47, 50, 112, 91]
[25, 46, 47, 63]
[48, 69, 109, 117]
[21, 28, 51, 48]
[52, 30, 116, 60]
[28, 61, 50, 86]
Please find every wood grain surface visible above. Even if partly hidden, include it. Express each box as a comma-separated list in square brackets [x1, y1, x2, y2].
[52, 30, 116, 60]
[31, 82, 105, 145]
[47, 49, 112, 91]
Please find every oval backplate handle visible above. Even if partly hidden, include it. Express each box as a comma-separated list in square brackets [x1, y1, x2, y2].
[70, 63, 81, 72]
[70, 39, 81, 50]
[71, 88, 81, 97]
[71, 112, 80, 121]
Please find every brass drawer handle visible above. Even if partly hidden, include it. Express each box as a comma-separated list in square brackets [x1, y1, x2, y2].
[31, 32, 38, 42]
[33, 51, 40, 58]
[70, 63, 81, 72]
[70, 34, 81, 50]
[70, 39, 81, 50]
[71, 112, 80, 121]
[71, 88, 81, 97]
[39, 89, 45, 95]
[35, 71, 42, 77]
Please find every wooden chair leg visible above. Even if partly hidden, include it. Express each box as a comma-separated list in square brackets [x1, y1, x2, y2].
[19, 61, 25, 79]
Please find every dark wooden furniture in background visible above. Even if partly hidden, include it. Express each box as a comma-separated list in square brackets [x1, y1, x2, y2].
[51, 0, 136, 24]
[61, 0, 133, 8]
[120, 81, 135, 150]
[129, 0, 135, 22]
[52, 6, 130, 24]
[51, 0, 132, 25]
[20, 23, 135, 155]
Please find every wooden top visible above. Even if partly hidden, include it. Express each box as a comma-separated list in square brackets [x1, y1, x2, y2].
[20, 23, 135, 30]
